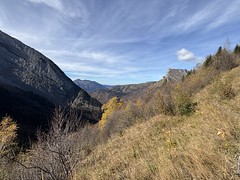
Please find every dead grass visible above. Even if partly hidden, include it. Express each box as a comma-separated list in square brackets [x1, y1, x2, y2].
[76, 67, 240, 180]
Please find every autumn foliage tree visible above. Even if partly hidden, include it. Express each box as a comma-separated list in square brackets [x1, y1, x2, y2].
[0, 116, 17, 157]
[99, 97, 122, 129]
[0, 116, 17, 179]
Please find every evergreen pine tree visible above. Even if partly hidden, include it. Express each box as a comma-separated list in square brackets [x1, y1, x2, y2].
[203, 55, 212, 67]
[216, 46, 222, 55]
[234, 44, 240, 54]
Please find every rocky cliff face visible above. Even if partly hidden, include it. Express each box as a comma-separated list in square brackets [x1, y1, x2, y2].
[0, 30, 81, 105]
[71, 89, 102, 122]
[0, 30, 102, 138]
[165, 68, 188, 82]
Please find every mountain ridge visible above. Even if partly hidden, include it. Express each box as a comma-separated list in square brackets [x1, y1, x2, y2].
[90, 68, 188, 104]
[90, 81, 156, 104]
[0, 30, 79, 105]
[74, 79, 110, 93]
[0, 30, 102, 140]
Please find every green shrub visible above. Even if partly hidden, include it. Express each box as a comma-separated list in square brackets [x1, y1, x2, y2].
[173, 86, 197, 116]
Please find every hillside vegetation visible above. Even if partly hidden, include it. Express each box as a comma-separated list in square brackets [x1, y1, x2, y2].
[1, 45, 240, 179]
[76, 65, 240, 179]
[75, 47, 240, 179]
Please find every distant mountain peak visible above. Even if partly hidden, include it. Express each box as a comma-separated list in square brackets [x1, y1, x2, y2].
[165, 68, 188, 82]
[74, 79, 109, 93]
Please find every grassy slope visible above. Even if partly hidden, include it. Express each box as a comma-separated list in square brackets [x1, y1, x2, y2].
[77, 67, 240, 180]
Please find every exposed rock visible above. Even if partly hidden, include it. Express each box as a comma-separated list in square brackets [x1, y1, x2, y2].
[165, 68, 188, 82]
[0, 30, 80, 105]
[71, 89, 102, 123]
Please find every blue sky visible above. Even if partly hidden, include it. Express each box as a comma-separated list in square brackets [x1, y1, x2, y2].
[1, 0, 240, 85]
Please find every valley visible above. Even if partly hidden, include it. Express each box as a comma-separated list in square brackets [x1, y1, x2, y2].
[1, 1, 240, 178]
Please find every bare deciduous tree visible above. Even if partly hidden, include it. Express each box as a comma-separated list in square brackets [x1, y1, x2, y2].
[15, 107, 84, 180]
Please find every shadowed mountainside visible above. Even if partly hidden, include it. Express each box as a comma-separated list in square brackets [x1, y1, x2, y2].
[0, 30, 102, 140]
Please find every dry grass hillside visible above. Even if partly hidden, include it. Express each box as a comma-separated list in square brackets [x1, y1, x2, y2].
[76, 66, 240, 179]
[1, 47, 240, 180]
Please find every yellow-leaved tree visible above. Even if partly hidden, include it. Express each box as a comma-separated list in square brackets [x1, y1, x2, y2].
[99, 96, 122, 129]
[0, 116, 17, 157]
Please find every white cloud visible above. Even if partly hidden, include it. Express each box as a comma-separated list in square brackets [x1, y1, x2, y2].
[176, 48, 203, 63]
[26, 0, 63, 11]
[78, 51, 118, 64]
[56, 62, 139, 78]
[176, 48, 195, 61]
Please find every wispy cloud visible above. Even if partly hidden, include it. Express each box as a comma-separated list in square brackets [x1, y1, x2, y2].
[1, 0, 240, 84]
[26, 0, 88, 19]
[56, 61, 140, 84]
[26, 0, 63, 11]
[175, 1, 219, 33]
[206, 1, 240, 31]
[41, 49, 125, 64]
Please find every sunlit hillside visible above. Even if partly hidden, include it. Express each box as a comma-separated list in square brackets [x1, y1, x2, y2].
[76, 66, 240, 179]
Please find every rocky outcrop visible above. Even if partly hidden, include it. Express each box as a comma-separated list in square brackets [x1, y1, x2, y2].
[71, 89, 102, 122]
[165, 68, 188, 82]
